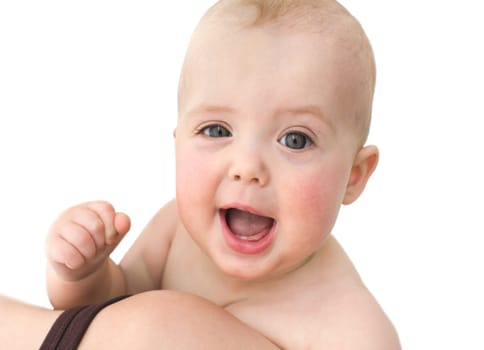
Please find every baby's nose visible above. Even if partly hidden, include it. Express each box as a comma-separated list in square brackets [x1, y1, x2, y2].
[228, 147, 269, 186]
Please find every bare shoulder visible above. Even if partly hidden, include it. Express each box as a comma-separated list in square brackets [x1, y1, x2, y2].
[122, 199, 179, 258]
[225, 239, 400, 349]
[310, 236, 400, 349]
[120, 199, 179, 292]
[313, 285, 401, 350]
[148, 199, 178, 231]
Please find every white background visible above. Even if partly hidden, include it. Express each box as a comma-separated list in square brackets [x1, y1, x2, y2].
[1, 1, 483, 349]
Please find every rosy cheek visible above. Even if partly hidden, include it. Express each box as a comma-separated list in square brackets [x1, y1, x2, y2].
[176, 150, 218, 209]
[176, 153, 209, 230]
[283, 170, 346, 230]
[177, 155, 204, 194]
[291, 172, 330, 204]
[295, 179, 326, 208]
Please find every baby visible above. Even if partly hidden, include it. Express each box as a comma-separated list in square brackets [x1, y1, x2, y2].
[43, 0, 400, 348]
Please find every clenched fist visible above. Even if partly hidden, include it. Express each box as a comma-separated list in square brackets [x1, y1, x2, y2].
[45, 201, 130, 281]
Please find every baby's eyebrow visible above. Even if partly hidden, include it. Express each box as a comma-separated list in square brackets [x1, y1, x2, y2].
[276, 104, 324, 118]
[276, 104, 334, 129]
[186, 104, 236, 117]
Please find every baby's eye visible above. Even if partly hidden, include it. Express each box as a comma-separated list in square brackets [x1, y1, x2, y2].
[200, 124, 232, 138]
[279, 132, 312, 150]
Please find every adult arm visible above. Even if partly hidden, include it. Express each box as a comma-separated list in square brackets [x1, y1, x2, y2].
[80, 291, 281, 349]
[1, 291, 279, 350]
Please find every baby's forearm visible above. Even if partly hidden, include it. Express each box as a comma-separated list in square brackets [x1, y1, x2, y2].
[46, 259, 126, 309]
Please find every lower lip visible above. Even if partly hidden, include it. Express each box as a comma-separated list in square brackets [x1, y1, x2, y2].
[219, 210, 276, 255]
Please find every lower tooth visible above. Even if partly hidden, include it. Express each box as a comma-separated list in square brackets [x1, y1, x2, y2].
[236, 234, 261, 241]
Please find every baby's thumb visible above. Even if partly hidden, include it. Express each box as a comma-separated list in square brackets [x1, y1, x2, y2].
[114, 212, 131, 236]
[106, 212, 131, 246]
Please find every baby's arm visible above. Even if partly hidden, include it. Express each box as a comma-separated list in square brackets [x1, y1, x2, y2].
[45, 201, 131, 309]
[46, 199, 178, 308]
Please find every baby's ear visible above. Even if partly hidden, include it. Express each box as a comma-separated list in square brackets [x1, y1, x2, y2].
[343, 145, 379, 205]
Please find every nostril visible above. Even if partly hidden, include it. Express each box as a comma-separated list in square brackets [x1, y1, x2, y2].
[229, 168, 268, 186]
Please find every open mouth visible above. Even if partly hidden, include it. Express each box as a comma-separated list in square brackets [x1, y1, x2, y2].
[223, 208, 275, 242]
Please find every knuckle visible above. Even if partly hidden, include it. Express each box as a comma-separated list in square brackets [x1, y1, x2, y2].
[60, 224, 95, 256]
[76, 231, 93, 248]
[92, 200, 115, 216]
[89, 216, 106, 236]
[63, 245, 84, 269]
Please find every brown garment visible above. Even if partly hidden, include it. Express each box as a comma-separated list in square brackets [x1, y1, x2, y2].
[39, 295, 130, 350]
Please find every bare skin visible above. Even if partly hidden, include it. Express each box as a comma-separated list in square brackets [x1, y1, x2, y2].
[37, 1, 400, 349]
[0, 292, 279, 350]
[79, 291, 279, 349]
[152, 205, 399, 349]
[48, 200, 400, 349]
[0, 295, 61, 350]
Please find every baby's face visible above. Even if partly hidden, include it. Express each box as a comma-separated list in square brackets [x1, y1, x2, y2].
[175, 22, 367, 280]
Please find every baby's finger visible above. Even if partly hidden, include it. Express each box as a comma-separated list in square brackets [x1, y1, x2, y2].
[58, 220, 98, 262]
[86, 201, 119, 245]
[47, 234, 86, 270]
[69, 205, 107, 251]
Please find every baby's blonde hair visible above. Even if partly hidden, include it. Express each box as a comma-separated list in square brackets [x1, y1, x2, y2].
[180, 0, 376, 147]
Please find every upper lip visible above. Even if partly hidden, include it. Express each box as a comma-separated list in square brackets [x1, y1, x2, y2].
[220, 203, 274, 220]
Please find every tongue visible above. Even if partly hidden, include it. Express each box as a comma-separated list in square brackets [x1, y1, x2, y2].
[226, 209, 273, 237]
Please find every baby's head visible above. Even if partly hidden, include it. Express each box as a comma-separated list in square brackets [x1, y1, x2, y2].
[178, 0, 376, 149]
[174, 0, 379, 280]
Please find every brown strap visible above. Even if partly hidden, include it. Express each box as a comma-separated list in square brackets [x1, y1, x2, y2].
[39, 295, 130, 350]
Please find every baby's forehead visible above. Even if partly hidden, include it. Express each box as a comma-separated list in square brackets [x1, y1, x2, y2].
[180, 1, 375, 146]
[190, 9, 373, 92]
